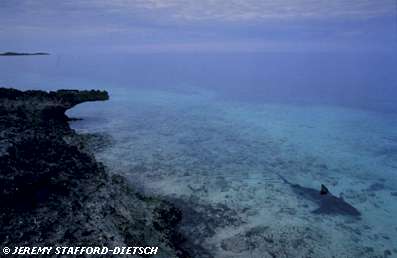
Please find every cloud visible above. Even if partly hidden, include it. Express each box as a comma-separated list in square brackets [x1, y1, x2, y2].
[1, 0, 395, 23]
[85, 0, 396, 21]
[0, 0, 395, 53]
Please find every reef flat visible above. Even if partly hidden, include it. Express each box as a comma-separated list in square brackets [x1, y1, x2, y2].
[0, 88, 188, 258]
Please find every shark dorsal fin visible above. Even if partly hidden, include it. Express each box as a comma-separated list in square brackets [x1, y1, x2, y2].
[320, 184, 329, 195]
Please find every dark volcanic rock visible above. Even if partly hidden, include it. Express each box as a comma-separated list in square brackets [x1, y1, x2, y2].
[0, 88, 186, 257]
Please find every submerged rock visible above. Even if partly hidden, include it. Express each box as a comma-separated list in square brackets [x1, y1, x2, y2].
[367, 182, 385, 192]
[220, 225, 326, 257]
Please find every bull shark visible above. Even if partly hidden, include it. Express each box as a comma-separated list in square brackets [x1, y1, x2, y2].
[278, 174, 361, 218]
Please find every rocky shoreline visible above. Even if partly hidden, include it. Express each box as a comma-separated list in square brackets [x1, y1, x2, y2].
[0, 88, 189, 257]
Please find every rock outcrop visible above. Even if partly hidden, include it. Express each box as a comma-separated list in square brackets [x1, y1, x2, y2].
[0, 88, 188, 257]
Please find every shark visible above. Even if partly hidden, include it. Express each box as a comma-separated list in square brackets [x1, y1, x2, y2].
[278, 174, 361, 218]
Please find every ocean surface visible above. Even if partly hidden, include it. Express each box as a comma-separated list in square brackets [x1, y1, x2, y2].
[1, 52, 397, 257]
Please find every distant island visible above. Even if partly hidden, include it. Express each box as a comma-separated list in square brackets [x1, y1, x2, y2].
[0, 52, 50, 56]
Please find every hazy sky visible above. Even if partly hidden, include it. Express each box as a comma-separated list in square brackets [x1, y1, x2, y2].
[0, 0, 396, 53]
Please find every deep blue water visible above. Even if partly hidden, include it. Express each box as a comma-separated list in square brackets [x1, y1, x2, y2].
[1, 52, 396, 113]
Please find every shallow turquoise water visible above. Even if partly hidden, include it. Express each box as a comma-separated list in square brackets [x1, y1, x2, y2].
[1, 54, 397, 257]
[67, 87, 397, 257]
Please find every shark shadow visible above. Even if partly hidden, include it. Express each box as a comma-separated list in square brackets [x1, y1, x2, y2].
[278, 174, 361, 218]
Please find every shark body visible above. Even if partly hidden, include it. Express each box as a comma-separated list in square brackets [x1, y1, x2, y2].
[278, 174, 361, 218]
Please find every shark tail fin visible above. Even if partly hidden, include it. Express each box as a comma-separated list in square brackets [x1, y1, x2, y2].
[276, 173, 291, 185]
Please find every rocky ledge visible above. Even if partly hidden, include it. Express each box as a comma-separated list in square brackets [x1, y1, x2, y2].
[0, 88, 188, 257]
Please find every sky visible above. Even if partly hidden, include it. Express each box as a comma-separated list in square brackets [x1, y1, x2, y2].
[0, 0, 396, 53]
